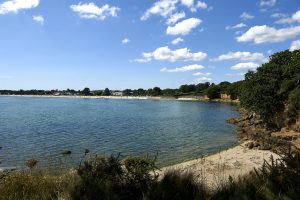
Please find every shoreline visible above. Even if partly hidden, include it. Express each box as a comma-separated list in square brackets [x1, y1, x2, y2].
[0, 94, 239, 103]
[158, 141, 280, 190]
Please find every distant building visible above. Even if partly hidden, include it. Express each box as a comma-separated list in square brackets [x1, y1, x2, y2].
[112, 91, 123, 96]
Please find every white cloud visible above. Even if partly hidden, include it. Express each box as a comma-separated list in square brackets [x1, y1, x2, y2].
[135, 46, 207, 63]
[70, 3, 120, 20]
[141, 0, 177, 21]
[0, 0, 39, 14]
[213, 51, 266, 62]
[230, 62, 259, 70]
[290, 40, 300, 51]
[192, 76, 212, 83]
[181, 0, 208, 12]
[166, 11, 185, 25]
[237, 25, 300, 44]
[166, 17, 202, 35]
[226, 73, 245, 77]
[240, 12, 254, 20]
[193, 72, 211, 76]
[271, 12, 287, 18]
[225, 23, 246, 30]
[171, 37, 184, 45]
[122, 38, 130, 44]
[161, 64, 204, 72]
[260, 0, 276, 7]
[275, 10, 300, 24]
[32, 15, 44, 25]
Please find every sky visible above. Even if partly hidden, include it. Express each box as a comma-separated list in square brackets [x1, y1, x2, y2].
[0, 0, 300, 90]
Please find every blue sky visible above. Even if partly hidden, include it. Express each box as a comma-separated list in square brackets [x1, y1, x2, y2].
[0, 0, 300, 90]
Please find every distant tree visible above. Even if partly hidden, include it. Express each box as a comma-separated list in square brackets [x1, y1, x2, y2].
[103, 88, 111, 96]
[219, 81, 231, 93]
[123, 89, 132, 96]
[196, 82, 210, 93]
[152, 87, 162, 96]
[206, 85, 221, 99]
[82, 88, 91, 96]
[179, 84, 196, 93]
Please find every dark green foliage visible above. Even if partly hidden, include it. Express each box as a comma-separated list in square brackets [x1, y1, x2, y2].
[82, 88, 91, 96]
[149, 87, 162, 96]
[226, 81, 243, 100]
[287, 87, 300, 124]
[206, 85, 221, 99]
[239, 50, 300, 126]
[147, 171, 209, 200]
[103, 88, 111, 96]
[71, 154, 158, 200]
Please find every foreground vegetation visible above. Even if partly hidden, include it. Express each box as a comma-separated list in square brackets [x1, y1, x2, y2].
[1, 150, 300, 200]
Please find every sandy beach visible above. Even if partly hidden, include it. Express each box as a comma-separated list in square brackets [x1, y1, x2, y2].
[159, 141, 280, 190]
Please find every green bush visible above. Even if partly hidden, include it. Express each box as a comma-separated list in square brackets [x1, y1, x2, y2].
[146, 170, 209, 200]
[71, 154, 158, 200]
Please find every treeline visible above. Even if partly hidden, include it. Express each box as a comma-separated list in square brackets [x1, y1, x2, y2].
[0, 82, 243, 100]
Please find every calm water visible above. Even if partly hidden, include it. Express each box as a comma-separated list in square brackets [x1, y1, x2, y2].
[0, 96, 239, 168]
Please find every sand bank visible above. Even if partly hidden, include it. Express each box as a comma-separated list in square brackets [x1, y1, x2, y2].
[159, 142, 280, 190]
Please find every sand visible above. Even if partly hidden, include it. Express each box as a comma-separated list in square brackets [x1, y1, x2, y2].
[158, 142, 280, 190]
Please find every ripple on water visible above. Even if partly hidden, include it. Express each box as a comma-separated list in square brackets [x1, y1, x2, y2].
[0, 97, 239, 168]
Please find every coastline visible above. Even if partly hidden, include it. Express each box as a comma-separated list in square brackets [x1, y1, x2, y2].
[0, 94, 240, 103]
[158, 141, 280, 190]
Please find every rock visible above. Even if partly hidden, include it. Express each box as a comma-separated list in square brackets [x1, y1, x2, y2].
[259, 144, 272, 150]
[62, 150, 72, 155]
[227, 118, 239, 124]
[253, 141, 260, 148]
[245, 142, 254, 149]
[85, 149, 90, 155]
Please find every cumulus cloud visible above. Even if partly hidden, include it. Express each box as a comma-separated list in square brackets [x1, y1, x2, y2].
[135, 46, 207, 63]
[181, 0, 208, 12]
[166, 11, 186, 25]
[225, 23, 246, 30]
[260, 0, 276, 7]
[240, 12, 254, 20]
[122, 38, 130, 44]
[192, 76, 212, 83]
[32, 15, 44, 25]
[0, 0, 39, 14]
[166, 18, 202, 35]
[230, 62, 259, 70]
[70, 2, 120, 20]
[213, 51, 266, 62]
[275, 10, 300, 24]
[160, 64, 204, 72]
[171, 37, 184, 45]
[236, 25, 300, 44]
[141, 0, 177, 20]
[290, 40, 300, 51]
[193, 72, 211, 76]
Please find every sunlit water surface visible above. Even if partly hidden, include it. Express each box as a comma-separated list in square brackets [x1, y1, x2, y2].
[0, 96, 239, 169]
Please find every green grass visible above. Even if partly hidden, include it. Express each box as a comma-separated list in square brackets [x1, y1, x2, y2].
[1, 151, 300, 200]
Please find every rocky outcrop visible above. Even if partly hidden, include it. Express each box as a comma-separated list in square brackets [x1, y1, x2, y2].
[228, 108, 300, 153]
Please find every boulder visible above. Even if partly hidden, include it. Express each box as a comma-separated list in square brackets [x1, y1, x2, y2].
[62, 150, 72, 155]
[245, 142, 254, 149]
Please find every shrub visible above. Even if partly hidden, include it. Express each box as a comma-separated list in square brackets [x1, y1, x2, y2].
[146, 170, 209, 200]
[71, 154, 158, 200]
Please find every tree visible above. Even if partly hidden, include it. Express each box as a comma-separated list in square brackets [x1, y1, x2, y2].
[206, 85, 220, 99]
[152, 87, 162, 96]
[103, 88, 111, 96]
[82, 88, 91, 96]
